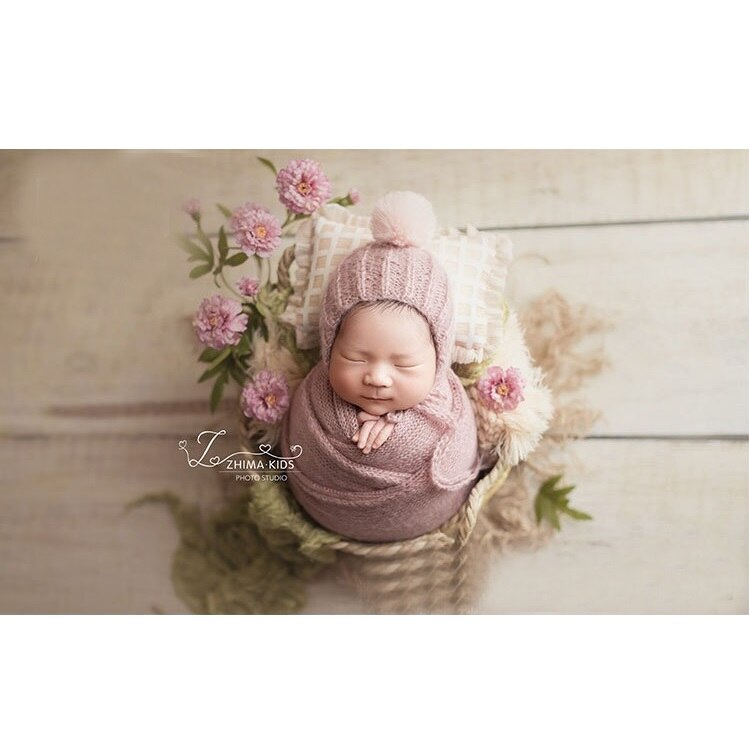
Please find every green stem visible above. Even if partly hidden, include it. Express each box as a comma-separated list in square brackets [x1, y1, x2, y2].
[281, 212, 310, 231]
[219, 270, 241, 298]
[259, 256, 271, 286]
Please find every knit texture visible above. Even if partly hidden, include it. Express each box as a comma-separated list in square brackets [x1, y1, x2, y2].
[319, 243, 455, 382]
[281, 192, 485, 541]
[280, 360, 483, 542]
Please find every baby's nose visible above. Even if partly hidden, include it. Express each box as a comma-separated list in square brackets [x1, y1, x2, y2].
[364, 365, 393, 387]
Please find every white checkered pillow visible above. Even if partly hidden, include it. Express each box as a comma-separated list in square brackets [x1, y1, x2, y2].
[282, 204, 512, 363]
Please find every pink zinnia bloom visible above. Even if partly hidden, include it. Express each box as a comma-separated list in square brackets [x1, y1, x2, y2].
[237, 276, 260, 298]
[276, 158, 332, 215]
[182, 198, 201, 220]
[229, 203, 282, 258]
[193, 294, 248, 350]
[241, 370, 290, 424]
[347, 188, 361, 205]
[477, 366, 526, 412]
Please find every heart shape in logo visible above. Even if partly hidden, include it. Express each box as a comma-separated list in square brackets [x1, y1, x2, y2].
[178, 440, 187, 449]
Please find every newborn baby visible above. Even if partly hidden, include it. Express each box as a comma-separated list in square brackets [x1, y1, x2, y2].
[280, 191, 483, 542]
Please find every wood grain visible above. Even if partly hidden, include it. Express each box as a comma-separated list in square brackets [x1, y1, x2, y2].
[506, 220, 749, 436]
[2, 221, 745, 437]
[475, 439, 749, 614]
[0, 435, 744, 613]
[10, 150, 745, 234]
[0, 151, 28, 239]
[1, 150, 746, 614]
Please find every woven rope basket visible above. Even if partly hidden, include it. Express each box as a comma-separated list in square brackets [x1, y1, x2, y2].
[238, 413, 510, 614]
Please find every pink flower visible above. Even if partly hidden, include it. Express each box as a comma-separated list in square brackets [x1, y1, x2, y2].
[229, 203, 282, 258]
[347, 188, 361, 205]
[182, 198, 201, 221]
[237, 276, 260, 298]
[477, 366, 526, 412]
[241, 370, 290, 424]
[193, 294, 248, 350]
[276, 159, 332, 215]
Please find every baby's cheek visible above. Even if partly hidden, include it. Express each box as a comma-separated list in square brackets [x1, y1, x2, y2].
[400, 371, 433, 402]
[329, 363, 357, 400]
[417, 371, 435, 396]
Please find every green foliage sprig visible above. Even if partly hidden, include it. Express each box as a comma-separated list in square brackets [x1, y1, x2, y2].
[534, 474, 593, 530]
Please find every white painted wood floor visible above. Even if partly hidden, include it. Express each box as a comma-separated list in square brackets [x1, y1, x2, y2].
[0, 150, 746, 613]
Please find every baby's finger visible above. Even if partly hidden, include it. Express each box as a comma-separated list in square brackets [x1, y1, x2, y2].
[363, 420, 385, 453]
[352, 428, 360, 442]
[371, 422, 394, 449]
[357, 420, 375, 449]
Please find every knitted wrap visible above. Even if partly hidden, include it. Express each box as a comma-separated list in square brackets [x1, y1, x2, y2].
[280, 361, 483, 542]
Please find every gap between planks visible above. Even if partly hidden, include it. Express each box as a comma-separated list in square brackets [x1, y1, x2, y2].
[3, 213, 748, 245]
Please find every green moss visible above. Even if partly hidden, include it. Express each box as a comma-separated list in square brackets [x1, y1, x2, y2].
[452, 356, 494, 387]
[127, 489, 333, 615]
[248, 480, 341, 574]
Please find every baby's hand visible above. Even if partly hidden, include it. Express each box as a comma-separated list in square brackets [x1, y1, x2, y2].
[352, 410, 395, 454]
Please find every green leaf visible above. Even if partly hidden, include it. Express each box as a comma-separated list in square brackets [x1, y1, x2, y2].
[198, 347, 226, 363]
[228, 369, 245, 387]
[539, 474, 563, 492]
[195, 226, 215, 262]
[534, 473, 592, 531]
[227, 359, 247, 386]
[540, 498, 561, 530]
[559, 506, 593, 521]
[256, 283, 289, 317]
[189, 263, 212, 279]
[234, 333, 251, 356]
[225, 252, 248, 267]
[533, 493, 542, 524]
[198, 346, 232, 369]
[218, 226, 228, 263]
[216, 203, 233, 219]
[209, 370, 229, 413]
[553, 486, 576, 499]
[257, 157, 278, 176]
[198, 359, 228, 383]
[197, 349, 234, 383]
[277, 320, 297, 353]
[178, 235, 209, 262]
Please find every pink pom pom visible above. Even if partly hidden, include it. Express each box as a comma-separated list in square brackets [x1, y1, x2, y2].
[370, 191, 437, 248]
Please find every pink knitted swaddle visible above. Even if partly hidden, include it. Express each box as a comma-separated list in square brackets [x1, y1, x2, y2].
[280, 361, 482, 542]
[279, 191, 483, 542]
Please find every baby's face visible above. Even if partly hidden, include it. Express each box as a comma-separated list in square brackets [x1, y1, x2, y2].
[329, 305, 437, 416]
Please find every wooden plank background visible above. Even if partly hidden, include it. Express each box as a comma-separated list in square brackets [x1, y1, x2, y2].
[1, 150, 747, 613]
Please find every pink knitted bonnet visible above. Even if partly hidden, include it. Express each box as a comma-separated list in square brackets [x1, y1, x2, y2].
[319, 191, 456, 379]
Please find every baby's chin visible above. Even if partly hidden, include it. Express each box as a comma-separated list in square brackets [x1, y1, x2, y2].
[356, 397, 396, 416]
